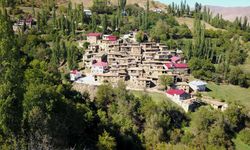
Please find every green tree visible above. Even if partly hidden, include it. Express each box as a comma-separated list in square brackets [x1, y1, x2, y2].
[0, 14, 23, 143]
[96, 84, 114, 110]
[228, 67, 248, 87]
[188, 58, 215, 80]
[238, 128, 250, 145]
[101, 14, 108, 33]
[97, 131, 116, 150]
[111, 14, 117, 31]
[67, 44, 78, 70]
[224, 104, 246, 131]
[119, 0, 127, 15]
[91, 13, 98, 32]
[145, 0, 149, 30]
[159, 75, 174, 90]
[135, 30, 146, 42]
[150, 20, 169, 42]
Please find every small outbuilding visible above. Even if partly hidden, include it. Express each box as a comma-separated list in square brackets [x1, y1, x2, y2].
[70, 70, 82, 81]
[189, 80, 207, 92]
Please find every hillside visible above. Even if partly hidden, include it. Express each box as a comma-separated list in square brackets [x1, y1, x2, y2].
[58, 0, 167, 10]
[207, 5, 250, 21]
[175, 17, 225, 31]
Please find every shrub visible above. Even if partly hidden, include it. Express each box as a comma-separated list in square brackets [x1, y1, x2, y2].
[238, 128, 250, 145]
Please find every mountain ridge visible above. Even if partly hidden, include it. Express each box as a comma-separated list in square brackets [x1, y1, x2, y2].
[206, 5, 250, 21]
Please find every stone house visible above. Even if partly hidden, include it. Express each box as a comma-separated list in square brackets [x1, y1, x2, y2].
[94, 74, 120, 84]
[87, 33, 102, 44]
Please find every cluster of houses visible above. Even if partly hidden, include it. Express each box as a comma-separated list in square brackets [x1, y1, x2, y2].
[82, 32, 189, 89]
[72, 32, 228, 112]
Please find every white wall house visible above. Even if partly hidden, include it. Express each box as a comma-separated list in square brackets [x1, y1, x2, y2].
[189, 80, 207, 92]
[70, 70, 82, 81]
[166, 89, 197, 112]
[84, 9, 92, 16]
[166, 89, 191, 101]
[91, 62, 108, 74]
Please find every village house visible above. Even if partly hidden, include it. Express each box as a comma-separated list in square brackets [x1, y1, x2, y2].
[175, 82, 190, 93]
[166, 89, 198, 112]
[99, 35, 118, 50]
[94, 73, 121, 84]
[173, 63, 189, 74]
[84, 9, 92, 16]
[164, 63, 189, 74]
[171, 56, 181, 63]
[166, 89, 191, 101]
[83, 45, 100, 68]
[135, 78, 153, 88]
[202, 96, 228, 111]
[13, 16, 34, 32]
[70, 70, 82, 81]
[128, 67, 144, 77]
[153, 8, 162, 13]
[91, 62, 109, 74]
[87, 33, 102, 44]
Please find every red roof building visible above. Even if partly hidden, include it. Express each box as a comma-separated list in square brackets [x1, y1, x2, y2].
[166, 89, 186, 96]
[166, 89, 191, 101]
[70, 70, 78, 74]
[70, 70, 82, 81]
[107, 35, 117, 41]
[171, 56, 181, 63]
[92, 62, 109, 74]
[164, 62, 188, 73]
[87, 33, 102, 37]
[87, 33, 102, 44]
[164, 63, 173, 69]
[93, 62, 108, 67]
[173, 63, 188, 69]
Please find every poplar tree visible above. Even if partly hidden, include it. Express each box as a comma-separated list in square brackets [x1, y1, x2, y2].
[145, 0, 149, 31]
[111, 14, 116, 31]
[91, 13, 97, 32]
[102, 14, 108, 33]
[52, 6, 56, 29]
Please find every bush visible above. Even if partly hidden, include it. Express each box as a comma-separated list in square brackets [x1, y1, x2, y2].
[136, 31, 147, 42]
[238, 128, 250, 145]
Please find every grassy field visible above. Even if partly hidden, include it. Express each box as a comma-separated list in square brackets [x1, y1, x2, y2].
[131, 90, 175, 105]
[203, 82, 250, 109]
